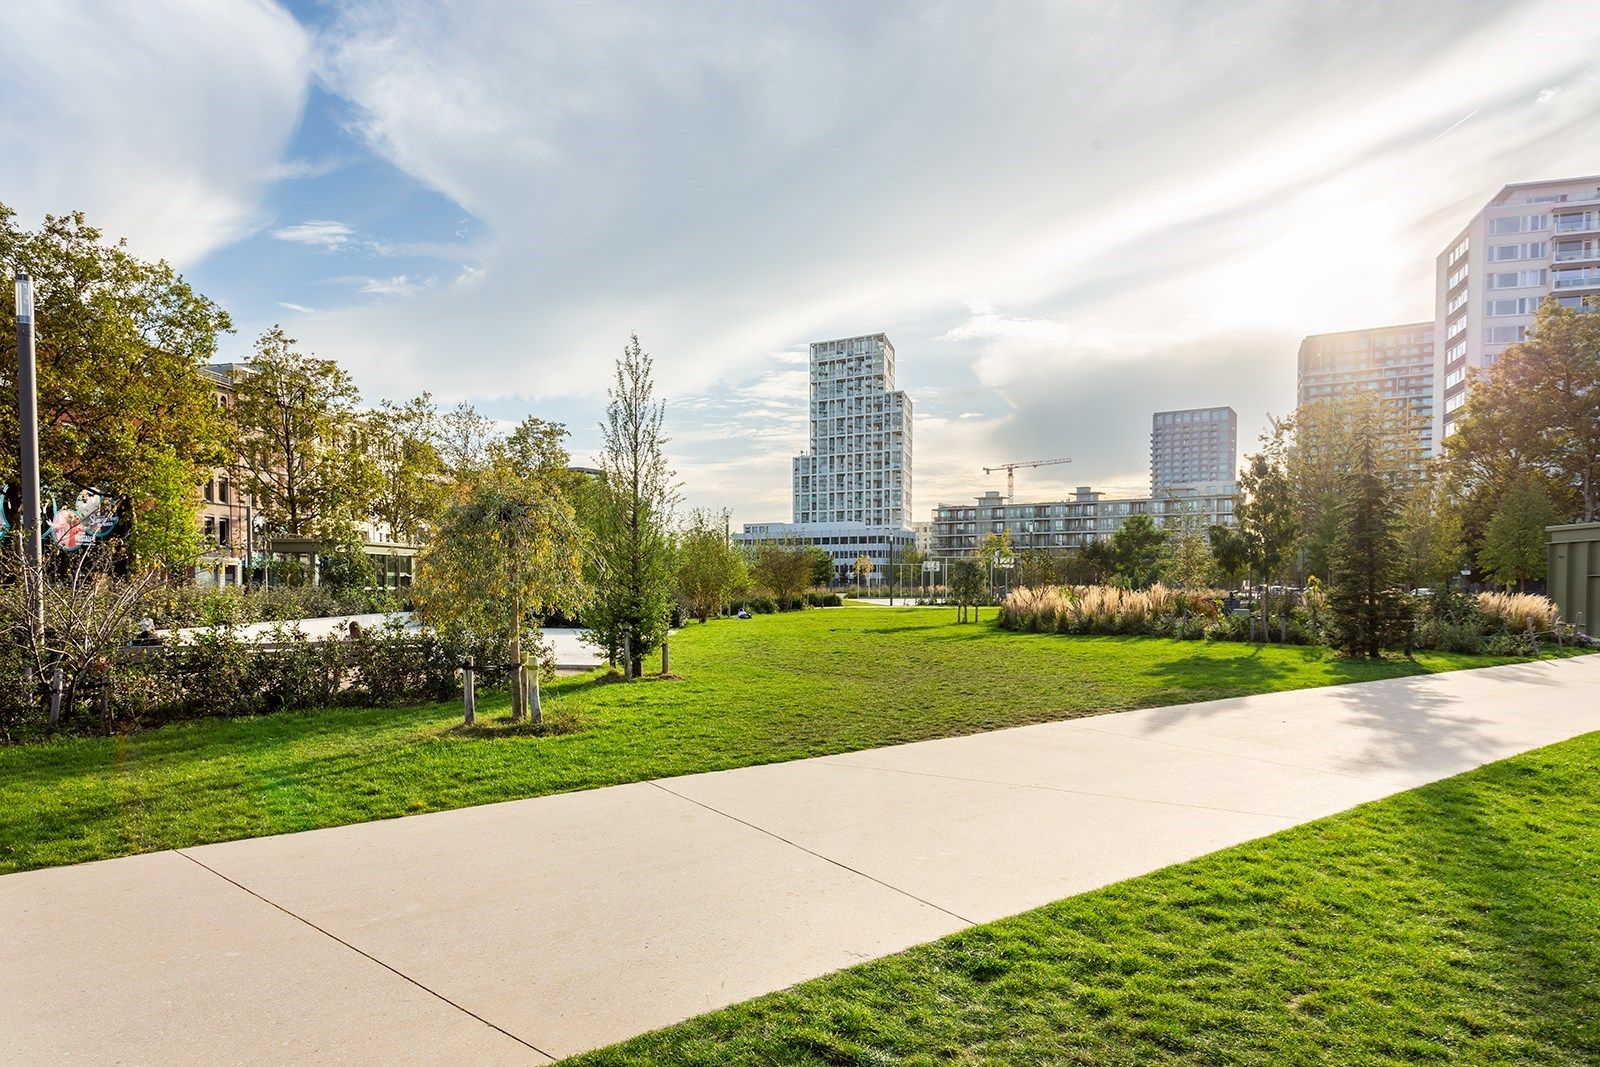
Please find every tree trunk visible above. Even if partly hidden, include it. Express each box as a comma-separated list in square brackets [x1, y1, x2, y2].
[510, 600, 525, 722]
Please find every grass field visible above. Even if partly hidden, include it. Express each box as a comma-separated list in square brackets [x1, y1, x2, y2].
[0, 606, 1545, 874]
[569, 730, 1600, 1066]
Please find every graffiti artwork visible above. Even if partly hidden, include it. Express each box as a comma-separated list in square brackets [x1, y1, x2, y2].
[1, 484, 122, 550]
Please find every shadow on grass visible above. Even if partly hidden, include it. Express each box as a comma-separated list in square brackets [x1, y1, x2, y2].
[447, 710, 583, 739]
[1392, 763, 1600, 1056]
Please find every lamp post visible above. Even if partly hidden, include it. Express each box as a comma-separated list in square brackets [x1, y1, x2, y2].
[14, 272, 44, 640]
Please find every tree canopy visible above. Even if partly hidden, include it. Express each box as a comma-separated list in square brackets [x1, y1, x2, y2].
[0, 205, 232, 536]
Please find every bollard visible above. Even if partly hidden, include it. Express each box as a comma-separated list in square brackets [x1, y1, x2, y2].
[661, 639, 670, 676]
[462, 657, 476, 726]
[47, 666, 63, 730]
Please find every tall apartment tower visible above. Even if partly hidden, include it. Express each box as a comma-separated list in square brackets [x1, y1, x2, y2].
[1297, 322, 1436, 457]
[1434, 175, 1600, 446]
[1150, 406, 1237, 496]
[792, 333, 913, 527]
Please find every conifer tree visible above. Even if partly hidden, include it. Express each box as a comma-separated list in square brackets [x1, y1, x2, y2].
[1327, 433, 1410, 658]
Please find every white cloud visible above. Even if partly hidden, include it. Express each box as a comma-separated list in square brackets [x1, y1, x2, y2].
[0, 0, 310, 266]
[276, 301, 317, 314]
[267, 156, 346, 180]
[271, 219, 355, 249]
[15, 1, 1598, 526]
[357, 274, 434, 297]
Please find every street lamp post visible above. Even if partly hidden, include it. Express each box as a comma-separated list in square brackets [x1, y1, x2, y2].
[14, 272, 44, 641]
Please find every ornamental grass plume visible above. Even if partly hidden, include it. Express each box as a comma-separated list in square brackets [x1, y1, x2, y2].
[1475, 591, 1558, 632]
[1003, 582, 1225, 634]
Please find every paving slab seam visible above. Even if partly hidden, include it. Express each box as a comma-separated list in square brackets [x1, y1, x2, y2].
[646, 780, 979, 926]
[173, 849, 553, 1061]
[812, 758, 1305, 821]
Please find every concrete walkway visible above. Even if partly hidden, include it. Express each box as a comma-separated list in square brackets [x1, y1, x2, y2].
[165, 613, 607, 671]
[4, 656, 1598, 1064]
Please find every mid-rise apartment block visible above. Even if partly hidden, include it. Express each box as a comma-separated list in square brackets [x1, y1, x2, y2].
[931, 486, 1235, 558]
[1434, 175, 1600, 445]
[792, 334, 912, 527]
[1150, 406, 1237, 495]
[1297, 323, 1435, 457]
[732, 521, 916, 584]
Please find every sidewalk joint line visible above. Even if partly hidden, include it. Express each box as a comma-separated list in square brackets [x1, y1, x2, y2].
[647, 780, 978, 927]
[174, 850, 553, 1061]
[811, 759, 1301, 821]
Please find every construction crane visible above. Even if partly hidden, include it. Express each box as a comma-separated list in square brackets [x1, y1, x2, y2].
[983, 457, 1072, 502]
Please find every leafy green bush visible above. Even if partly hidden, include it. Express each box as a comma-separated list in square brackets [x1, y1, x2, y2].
[147, 583, 406, 628]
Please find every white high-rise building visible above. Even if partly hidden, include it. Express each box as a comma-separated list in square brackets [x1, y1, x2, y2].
[1150, 406, 1237, 496]
[792, 333, 913, 527]
[1434, 175, 1600, 445]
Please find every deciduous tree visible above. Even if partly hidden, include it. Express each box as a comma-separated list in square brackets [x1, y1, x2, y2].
[125, 446, 206, 575]
[948, 558, 986, 623]
[1160, 509, 1216, 589]
[1393, 478, 1463, 590]
[0, 205, 231, 532]
[1238, 418, 1298, 639]
[414, 417, 585, 721]
[675, 509, 748, 623]
[751, 539, 812, 609]
[852, 553, 874, 593]
[1477, 474, 1558, 592]
[582, 335, 678, 675]
[1207, 524, 1250, 593]
[1110, 513, 1166, 589]
[367, 393, 448, 545]
[230, 326, 377, 548]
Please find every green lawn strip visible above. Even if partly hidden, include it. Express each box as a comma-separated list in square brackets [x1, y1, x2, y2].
[0, 607, 1558, 874]
[568, 730, 1600, 1066]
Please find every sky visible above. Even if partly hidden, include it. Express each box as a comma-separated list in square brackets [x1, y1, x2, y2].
[2, 0, 1598, 526]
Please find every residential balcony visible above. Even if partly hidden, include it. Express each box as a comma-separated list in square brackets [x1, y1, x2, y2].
[1554, 244, 1600, 265]
[1553, 215, 1600, 237]
[1553, 269, 1600, 290]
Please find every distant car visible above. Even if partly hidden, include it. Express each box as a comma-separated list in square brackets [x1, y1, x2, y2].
[736, 609, 752, 619]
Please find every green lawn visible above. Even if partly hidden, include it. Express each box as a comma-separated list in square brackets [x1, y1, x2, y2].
[0, 607, 1546, 874]
[569, 730, 1600, 1066]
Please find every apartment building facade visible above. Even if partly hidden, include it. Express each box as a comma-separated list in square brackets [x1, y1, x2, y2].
[1297, 322, 1436, 457]
[792, 334, 913, 528]
[1434, 175, 1600, 445]
[197, 364, 251, 587]
[930, 486, 1235, 558]
[1150, 406, 1237, 495]
[733, 520, 916, 584]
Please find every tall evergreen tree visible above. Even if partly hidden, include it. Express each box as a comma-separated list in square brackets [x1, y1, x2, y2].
[583, 334, 678, 675]
[1327, 433, 1410, 658]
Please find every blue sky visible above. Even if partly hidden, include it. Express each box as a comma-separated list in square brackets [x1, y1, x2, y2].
[3, 0, 1598, 524]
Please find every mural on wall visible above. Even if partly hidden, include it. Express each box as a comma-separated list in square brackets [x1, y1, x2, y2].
[1, 484, 122, 550]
